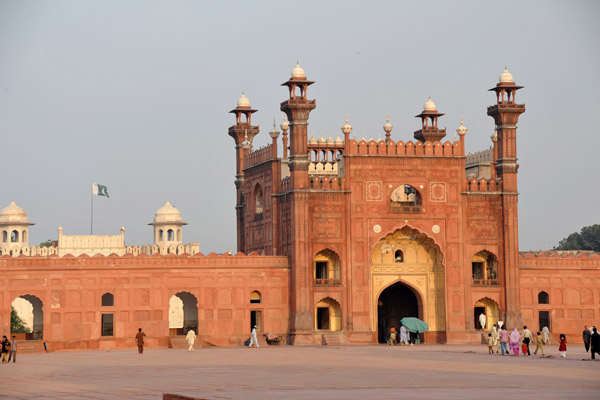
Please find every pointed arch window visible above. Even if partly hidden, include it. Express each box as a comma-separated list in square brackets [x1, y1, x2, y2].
[538, 291, 549, 304]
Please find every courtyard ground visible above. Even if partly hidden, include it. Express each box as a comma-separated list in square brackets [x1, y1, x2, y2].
[1, 344, 599, 399]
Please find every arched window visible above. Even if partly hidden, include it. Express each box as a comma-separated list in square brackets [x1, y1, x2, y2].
[22, 230, 27, 243]
[314, 249, 341, 285]
[2, 231, 6, 243]
[159, 229, 164, 241]
[538, 291, 549, 304]
[254, 185, 263, 215]
[167, 229, 174, 241]
[250, 291, 261, 304]
[390, 185, 422, 213]
[11, 230, 19, 243]
[177, 229, 181, 242]
[394, 250, 404, 263]
[472, 251, 498, 285]
[101, 293, 114, 307]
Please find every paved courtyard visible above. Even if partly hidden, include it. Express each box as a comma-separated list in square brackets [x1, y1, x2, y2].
[1, 344, 599, 399]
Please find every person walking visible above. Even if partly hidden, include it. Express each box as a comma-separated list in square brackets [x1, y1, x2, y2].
[542, 326, 550, 345]
[509, 328, 521, 356]
[499, 326, 509, 355]
[479, 312, 487, 330]
[248, 325, 259, 347]
[590, 327, 600, 360]
[186, 329, 197, 352]
[522, 326, 533, 356]
[7, 335, 16, 363]
[487, 333, 494, 354]
[583, 325, 591, 353]
[491, 324, 499, 353]
[533, 331, 545, 356]
[1, 336, 10, 363]
[558, 333, 567, 358]
[400, 325, 409, 345]
[135, 328, 146, 354]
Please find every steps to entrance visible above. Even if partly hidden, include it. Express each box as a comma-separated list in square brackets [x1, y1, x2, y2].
[15, 340, 46, 353]
[322, 332, 344, 346]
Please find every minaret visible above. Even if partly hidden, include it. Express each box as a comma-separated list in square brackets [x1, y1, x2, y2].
[487, 67, 526, 328]
[414, 97, 446, 142]
[383, 114, 393, 143]
[280, 62, 316, 189]
[228, 93, 259, 252]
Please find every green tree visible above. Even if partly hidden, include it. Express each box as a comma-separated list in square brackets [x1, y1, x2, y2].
[10, 306, 31, 333]
[554, 224, 600, 252]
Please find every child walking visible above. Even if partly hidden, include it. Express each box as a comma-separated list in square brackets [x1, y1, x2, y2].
[533, 331, 545, 356]
[487, 333, 494, 354]
[559, 334, 567, 358]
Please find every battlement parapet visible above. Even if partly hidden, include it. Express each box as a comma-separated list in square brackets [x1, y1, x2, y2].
[0, 251, 290, 269]
[1, 242, 200, 258]
[244, 144, 273, 168]
[281, 176, 291, 192]
[466, 176, 502, 192]
[466, 148, 493, 166]
[347, 138, 463, 156]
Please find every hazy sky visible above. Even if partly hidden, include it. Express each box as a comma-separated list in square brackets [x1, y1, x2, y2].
[1, 0, 598, 253]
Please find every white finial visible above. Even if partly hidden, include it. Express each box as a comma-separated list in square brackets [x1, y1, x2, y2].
[269, 118, 280, 139]
[241, 129, 251, 150]
[280, 114, 289, 132]
[383, 113, 393, 133]
[456, 115, 468, 137]
[341, 115, 352, 135]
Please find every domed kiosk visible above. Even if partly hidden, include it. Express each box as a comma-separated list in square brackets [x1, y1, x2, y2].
[149, 200, 187, 246]
[0, 200, 34, 251]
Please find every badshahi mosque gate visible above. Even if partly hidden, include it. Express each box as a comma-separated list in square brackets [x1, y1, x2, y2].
[1, 64, 599, 350]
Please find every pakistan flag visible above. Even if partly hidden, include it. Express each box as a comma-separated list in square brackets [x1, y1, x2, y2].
[92, 182, 109, 197]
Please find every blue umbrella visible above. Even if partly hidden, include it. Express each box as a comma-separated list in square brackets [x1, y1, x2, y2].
[400, 317, 428, 333]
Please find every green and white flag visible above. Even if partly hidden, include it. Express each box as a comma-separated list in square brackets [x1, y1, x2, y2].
[92, 182, 109, 197]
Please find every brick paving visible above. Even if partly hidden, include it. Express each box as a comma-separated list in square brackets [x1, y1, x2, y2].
[1, 344, 599, 399]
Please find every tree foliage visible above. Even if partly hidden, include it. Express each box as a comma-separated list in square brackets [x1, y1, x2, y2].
[554, 224, 600, 252]
[10, 306, 31, 333]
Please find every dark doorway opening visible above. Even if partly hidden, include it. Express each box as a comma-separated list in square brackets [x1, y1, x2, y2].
[316, 307, 330, 330]
[538, 311, 550, 331]
[250, 310, 262, 332]
[101, 314, 114, 336]
[474, 306, 486, 330]
[377, 281, 419, 343]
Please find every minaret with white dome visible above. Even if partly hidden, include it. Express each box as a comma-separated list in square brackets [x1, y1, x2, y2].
[228, 92, 260, 252]
[280, 61, 316, 189]
[0, 200, 34, 250]
[414, 97, 447, 142]
[149, 200, 188, 246]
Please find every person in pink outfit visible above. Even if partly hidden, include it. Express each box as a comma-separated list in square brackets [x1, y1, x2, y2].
[509, 328, 521, 356]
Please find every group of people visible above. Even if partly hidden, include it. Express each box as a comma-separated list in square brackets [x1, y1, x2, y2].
[387, 325, 412, 346]
[486, 323, 600, 359]
[1, 335, 17, 363]
[488, 325, 548, 357]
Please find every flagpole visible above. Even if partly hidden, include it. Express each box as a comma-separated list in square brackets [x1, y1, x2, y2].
[91, 181, 94, 235]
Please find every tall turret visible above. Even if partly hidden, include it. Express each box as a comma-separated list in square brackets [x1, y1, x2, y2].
[487, 67, 526, 328]
[228, 93, 259, 252]
[414, 97, 446, 142]
[487, 67, 525, 192]
[280, 63, 316, 188]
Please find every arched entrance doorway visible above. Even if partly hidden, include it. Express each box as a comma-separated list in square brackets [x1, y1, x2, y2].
[168, 292, 198, 335]
[377, 281, 421, 343]
[370, 226, 446, 342]
[314, 297, 341, 331]
[11, 295, 43, 340]
[474, 297, 499, 330]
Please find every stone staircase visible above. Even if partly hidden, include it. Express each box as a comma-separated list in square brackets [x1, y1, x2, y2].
[322, 332, 344, 346]
[15, 340, 46, 353]
[168, 336, 216, 349]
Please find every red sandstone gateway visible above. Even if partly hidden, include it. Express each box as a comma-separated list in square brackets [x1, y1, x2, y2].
[1, 65, 598, 350]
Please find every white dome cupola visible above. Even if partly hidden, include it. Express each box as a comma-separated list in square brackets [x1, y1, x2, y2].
[0, 199, 34, 248]
[149, 199, 188, 246]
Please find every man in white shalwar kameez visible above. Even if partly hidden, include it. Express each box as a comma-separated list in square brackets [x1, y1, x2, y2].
[249, 325, 259, 347]
[479, 313, 487, 330]
[400, 325, 409, 345]
[186, 329, 196, 351]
